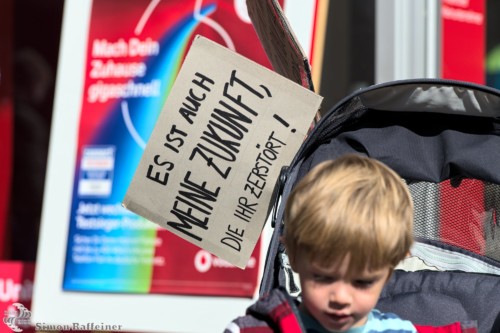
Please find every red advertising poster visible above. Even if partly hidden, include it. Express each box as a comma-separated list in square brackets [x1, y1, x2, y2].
[61, 0, 320, 298]
[0, 0, 13, 259]
[441, 0, 485, 83]
[0, 262, 35, 333]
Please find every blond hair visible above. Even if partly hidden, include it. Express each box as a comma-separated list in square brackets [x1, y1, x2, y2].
[283, 154, 413, 275]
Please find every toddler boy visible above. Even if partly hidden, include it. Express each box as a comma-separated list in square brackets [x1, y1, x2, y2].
[225, 154, 416, 333]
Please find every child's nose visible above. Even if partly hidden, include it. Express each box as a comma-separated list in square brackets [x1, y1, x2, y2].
[328, 283, 352, 307]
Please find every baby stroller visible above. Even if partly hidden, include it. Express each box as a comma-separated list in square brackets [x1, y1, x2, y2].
[261, 79, 500, 333]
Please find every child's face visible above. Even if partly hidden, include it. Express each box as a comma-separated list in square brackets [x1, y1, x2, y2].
[294, 253, 391, 332]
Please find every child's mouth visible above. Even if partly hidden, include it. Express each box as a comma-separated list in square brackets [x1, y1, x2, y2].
[326, 312, 352, 324]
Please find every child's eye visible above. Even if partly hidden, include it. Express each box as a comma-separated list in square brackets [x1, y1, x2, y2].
[312, 274, 333, 283]
[353, 280, 374, 289]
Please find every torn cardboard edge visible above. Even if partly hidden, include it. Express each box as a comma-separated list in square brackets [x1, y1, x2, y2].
[246, 0, 314, 91]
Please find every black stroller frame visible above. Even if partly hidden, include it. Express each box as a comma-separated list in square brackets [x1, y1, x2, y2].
[261, 79, 500, 333]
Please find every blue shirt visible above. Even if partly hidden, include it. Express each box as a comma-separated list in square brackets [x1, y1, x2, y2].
[300, 308, 417, 333]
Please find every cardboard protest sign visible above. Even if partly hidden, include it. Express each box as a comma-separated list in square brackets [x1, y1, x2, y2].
[246, 0, 314, 91]
[123, 35, 322, 268]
